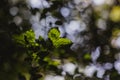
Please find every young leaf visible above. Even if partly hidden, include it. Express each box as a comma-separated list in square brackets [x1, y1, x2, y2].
[48, 28, 60, 40]
[13, 29, 35, 45]
[53, 38, 71, 48]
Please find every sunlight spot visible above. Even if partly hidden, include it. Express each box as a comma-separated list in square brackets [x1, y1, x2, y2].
[84, 64, 97, 77]
[60, 7, 70, 17]
[62, 63, 77, 75]
[27, 0, 50, 9]
[92, 0, 105, 5]
[114, 60, 120, 74]
[53, 76, 65, 80]
[45, 75, 65, 80]
[65, 20, 86, 42]
[111, 37, 120, 49]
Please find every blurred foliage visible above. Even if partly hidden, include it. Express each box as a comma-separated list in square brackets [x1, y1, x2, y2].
[13, 29, 37, 46]
[110, 6, 120, 22]
[1, 0, 120, 80]
[112, 28, 120, 36]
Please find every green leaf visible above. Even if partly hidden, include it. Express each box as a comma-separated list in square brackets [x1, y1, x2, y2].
[44, 57, 60, 66]
[13, 29, 35, 46]
[24, 30, 35, 43]
[31, 53, 40, 67]
[48, 28, 60, 40]
[53, 38, 71, 48]
[48, 28, 72, 48]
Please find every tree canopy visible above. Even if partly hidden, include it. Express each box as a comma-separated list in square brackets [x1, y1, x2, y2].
[1, 0, 120, 80]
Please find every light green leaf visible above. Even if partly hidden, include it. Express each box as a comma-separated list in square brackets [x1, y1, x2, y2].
[13, 29, 35, 45]
[48, 28, 60, 40]
[53, 38, 71, 48]
[48, 28, 72, 48]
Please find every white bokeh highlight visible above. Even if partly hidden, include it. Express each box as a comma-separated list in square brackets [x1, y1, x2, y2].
[84, 64, 97, 77]
[114, 60, 120, 74]
[111, 37, 120, 49]
[65, 20, 86, 42]
[96, 67, 105, 78]
[27, 0, 50, 9]
[62, 63, 77, 75]
[92, 0, 105, 5]
[30, 12, 57, 39]
[13, 16, 22, 25]
[45, 75, 65, 80]
[103, 63, 113, 70]
[9, 7, 19, 16]
[91, 47, 100, 62]
[60, 7, 70, 17]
